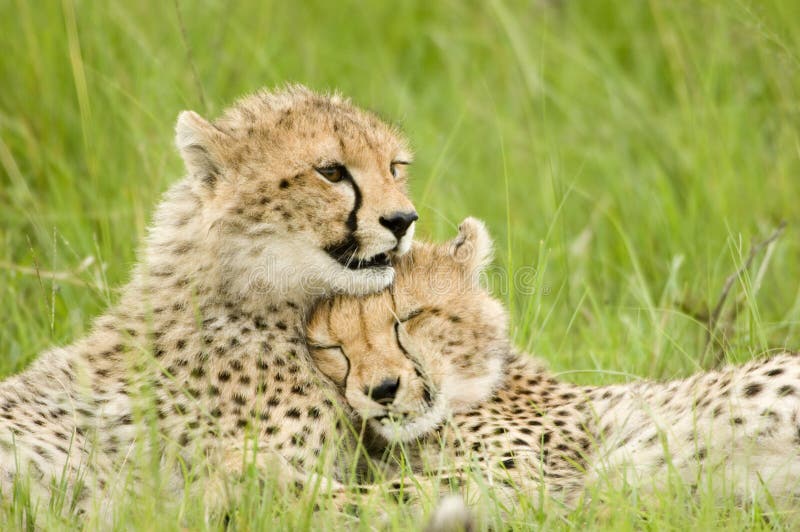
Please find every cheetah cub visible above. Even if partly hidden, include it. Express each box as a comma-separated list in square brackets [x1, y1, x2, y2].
[308, 218, 589, 505]
[308, 217, 512, 442]
[309, 218, 800, 510]
[0, 86, 418, 515]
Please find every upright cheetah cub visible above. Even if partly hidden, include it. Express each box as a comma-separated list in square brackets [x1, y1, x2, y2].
[309, 218, 800, 509]
[0, 86, 418, 515]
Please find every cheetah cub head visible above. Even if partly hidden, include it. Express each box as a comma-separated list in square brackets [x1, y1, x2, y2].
[307, 218, 510, 441]
[168, 85, 416, 301]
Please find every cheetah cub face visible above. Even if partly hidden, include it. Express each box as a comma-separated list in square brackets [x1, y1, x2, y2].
[307, 218, 510, 441]
[173, 86, 417, 299]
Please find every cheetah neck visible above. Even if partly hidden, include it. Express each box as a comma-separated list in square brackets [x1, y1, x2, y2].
[80, 181, 330, 383]
[124, 180, 326, 314]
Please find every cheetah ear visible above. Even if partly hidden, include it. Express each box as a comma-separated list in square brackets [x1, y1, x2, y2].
[175, 110, 226, 188]
[448, 217, 494, 276]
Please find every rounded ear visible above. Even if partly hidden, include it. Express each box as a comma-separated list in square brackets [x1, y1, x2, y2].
[448, 217, 494, 276]
[175, 110, 227, 187]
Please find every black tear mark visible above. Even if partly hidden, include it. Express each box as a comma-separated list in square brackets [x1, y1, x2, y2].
[322, 169, 363, 262]
[342, 171, 362, 232]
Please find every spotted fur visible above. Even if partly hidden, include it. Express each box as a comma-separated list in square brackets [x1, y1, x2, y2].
[587, 353, 800, 502]
[0, 85, 418, 515]
[309, 219, 800, 513]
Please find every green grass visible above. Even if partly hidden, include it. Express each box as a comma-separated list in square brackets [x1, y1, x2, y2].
[2, 0, 800, 529]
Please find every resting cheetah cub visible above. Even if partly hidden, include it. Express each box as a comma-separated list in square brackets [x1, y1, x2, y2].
[309, 218, 800, 509]
[308, 218, 511, 443]
[0, 86, 418, 514]
[309, 218, 588, 503]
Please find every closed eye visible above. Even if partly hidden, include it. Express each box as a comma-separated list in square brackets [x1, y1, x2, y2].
[309, 344, 344, 352]
[399, 308, 423, 322]
[393, 322, 411, 356]
[308, 344, 349, 386]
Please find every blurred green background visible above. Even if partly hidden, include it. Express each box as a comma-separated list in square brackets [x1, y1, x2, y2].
[2, 0, 799, 383]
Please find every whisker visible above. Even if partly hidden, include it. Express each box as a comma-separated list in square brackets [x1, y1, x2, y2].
[343, 244, 360, 268]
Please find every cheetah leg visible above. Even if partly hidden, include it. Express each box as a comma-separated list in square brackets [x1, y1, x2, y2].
[199, 443, 345, 522]
[325, 462, 560, 528]
[321, 470, 477, 527]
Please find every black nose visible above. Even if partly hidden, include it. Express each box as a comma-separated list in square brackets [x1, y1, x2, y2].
[366, 377, 400, 406]
[379, 211, 418, 240]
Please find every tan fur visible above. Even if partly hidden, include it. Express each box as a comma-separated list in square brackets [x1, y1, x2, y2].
[308, 218, 511, 442]
[0, 85, 417, 516]
[587, 355, 800, 502]
[309, 219, 800, 515]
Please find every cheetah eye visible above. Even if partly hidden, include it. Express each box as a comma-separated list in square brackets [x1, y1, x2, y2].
[399, 308, 423, 322]
[315, 165, 348, 183]
[308, 343, 343, 352]
[308, 344, 349, 386]
[390, 161, 409, 179]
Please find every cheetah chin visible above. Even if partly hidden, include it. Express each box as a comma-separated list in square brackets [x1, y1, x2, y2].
[325, 220, 415, 271]
[370, 390, 450, 442]
[368, 352, 506, 442]
[320, 216, 416, 295]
